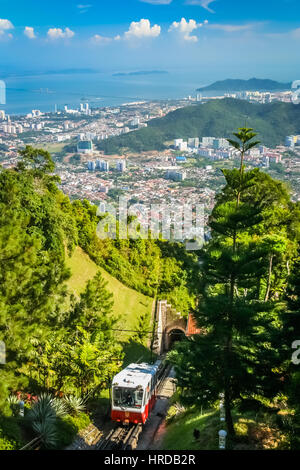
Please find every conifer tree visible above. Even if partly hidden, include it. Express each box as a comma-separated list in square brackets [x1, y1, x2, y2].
[168, 128, 294, 442]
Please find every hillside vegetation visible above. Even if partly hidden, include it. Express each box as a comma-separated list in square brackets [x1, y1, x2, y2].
[66, 246, 154, 335]
[160, 406, 289, 450]
[97, 99, 300, 154]
[0, 145, 199, 418]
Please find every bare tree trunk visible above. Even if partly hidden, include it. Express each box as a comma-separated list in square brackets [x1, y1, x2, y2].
[264, 254, 273, 302]
[237, 149, 245, 207]
[224, 272, 236, 440]
[224, 383, 235, 439]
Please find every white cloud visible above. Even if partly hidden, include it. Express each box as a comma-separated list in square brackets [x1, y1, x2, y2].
[124, 19, 161, 40]
[0, 19, 14, 31]
[185, 0, 216, 13]
[265, 28, 300, 40]
[207, 23, 255, 32]
[0, 18, 14, 40]
[77, 4, 92, 13]
[47, 27, 75, 40]
[139, 0, 172, 3]
[24, 27, 36, 39]
[91, 34, 112, 44]
[0, 31, 13, 40]
[169, 18, 206, 42]
[292, 28, 300, 39]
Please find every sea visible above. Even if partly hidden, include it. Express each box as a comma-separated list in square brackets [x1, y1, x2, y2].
[0, 70, 215, 116]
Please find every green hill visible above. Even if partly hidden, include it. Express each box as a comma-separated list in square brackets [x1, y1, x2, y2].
[66, 246, 154, 336]
[197, 78, 291, 92]
[97, 98, 300, 154]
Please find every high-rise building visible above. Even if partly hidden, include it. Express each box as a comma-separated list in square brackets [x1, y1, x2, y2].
[285, 136, 296, 148]
[116, 160, 126, 172]
[174, 139, 183, 148]
[166, 170, 186, 182]
[188, 138, 199, 148]
[198, 148, 213, 158]
[130, 117, 140, 127]
[213, 138, 229, 150]
[87, 161, 96, 171]
[77, 140, 93, 154]
[101, 161, 109, 172]
[95, 160, 110, 172]
[201, 137, 215, 147]
[262, 156, 270, 168]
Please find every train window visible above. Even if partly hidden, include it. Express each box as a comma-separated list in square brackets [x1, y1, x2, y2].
[135, 389, 144, 407]
[113, 387, 144, 408]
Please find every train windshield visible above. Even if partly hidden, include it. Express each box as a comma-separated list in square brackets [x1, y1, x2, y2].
[113, 387, 144, 408]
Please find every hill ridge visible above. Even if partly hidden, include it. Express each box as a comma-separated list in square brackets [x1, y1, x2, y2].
[197, 78, 291, 92]
[97, 98, 300, 154]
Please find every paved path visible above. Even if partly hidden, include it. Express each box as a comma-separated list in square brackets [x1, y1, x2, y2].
[137, 370, 176, 450]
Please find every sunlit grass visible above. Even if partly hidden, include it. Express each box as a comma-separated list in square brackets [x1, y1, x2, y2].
[65, 246, 154, 343]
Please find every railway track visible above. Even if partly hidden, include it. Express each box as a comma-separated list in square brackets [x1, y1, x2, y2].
[156, 363, 173, 396]
[20, 363, 174, 451]
[96, 362, 173, 451]
[96, 423, 142, 451]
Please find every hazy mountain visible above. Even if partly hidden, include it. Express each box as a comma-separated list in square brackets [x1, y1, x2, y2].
[197, 78, 291, 93]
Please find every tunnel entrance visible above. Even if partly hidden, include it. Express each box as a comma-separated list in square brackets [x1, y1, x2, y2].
[167, 328, 186, 350]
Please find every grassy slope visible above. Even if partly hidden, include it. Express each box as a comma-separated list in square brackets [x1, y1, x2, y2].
[160, 406, 290, 450]
[161, 409, 219, 450]
[65, 246, 154, 342]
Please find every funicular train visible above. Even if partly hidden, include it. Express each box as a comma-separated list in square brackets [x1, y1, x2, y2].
[111, 360, 164, 425]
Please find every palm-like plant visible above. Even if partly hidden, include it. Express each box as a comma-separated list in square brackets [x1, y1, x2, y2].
[7, 394, 20, 416]
[7, 394, 20, 405]
[32, 420, 57, 449]
[26, 394, 67, 448]
[63, 395, 87, 415]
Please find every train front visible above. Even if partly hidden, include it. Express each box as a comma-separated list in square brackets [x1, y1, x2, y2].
[111, 364, 154, 425]
[111, 384, 146, 424]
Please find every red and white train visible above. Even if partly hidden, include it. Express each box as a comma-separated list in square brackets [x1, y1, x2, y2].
[111, 361, 163, 425]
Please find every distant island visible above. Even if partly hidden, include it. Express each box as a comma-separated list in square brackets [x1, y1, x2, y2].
[113, 70, 169, 77]
[197, 78, 292, 93]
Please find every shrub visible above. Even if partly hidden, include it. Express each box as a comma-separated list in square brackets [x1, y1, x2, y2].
[55, 412, 90, 449]
[0, 436, 17, 450]
[54, 416, 78, 448]
[68, 412, 90, 431]
[166, 403, 186, 424]
[0, 415, 24, 450]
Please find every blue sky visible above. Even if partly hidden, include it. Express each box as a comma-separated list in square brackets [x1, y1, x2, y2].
[0, 0, 300, 80]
